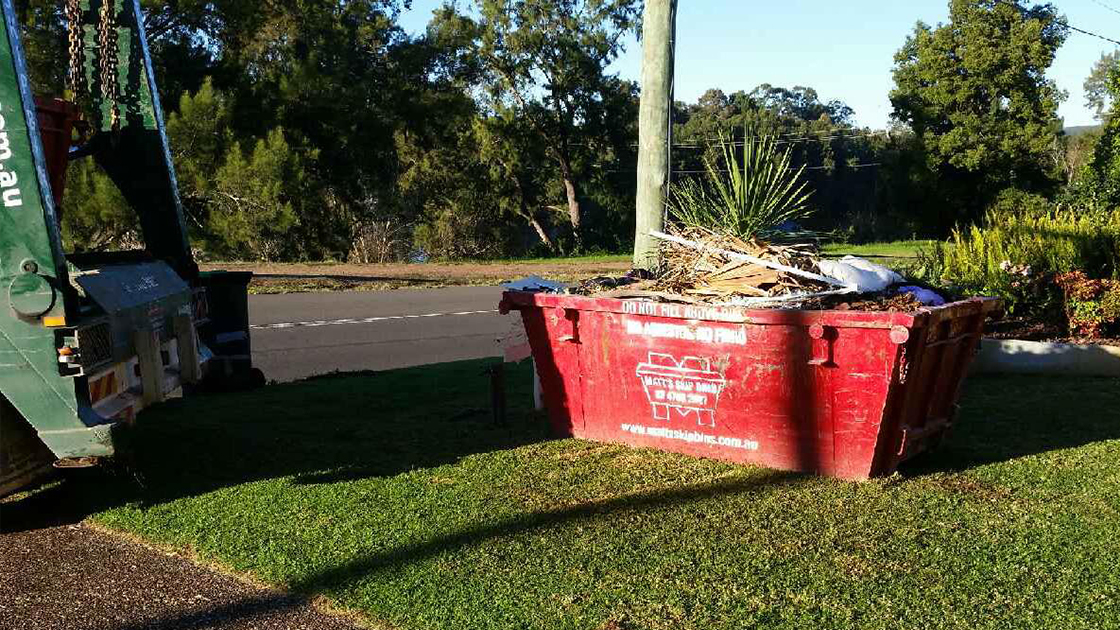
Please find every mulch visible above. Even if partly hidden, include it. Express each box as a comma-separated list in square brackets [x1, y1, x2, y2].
[818, 292, 925, 313]
[986, 317, 1120, 347]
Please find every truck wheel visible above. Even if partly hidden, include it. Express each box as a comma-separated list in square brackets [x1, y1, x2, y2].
[0, 396, 57, 498]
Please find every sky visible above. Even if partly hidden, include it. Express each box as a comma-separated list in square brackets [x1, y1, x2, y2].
[396, 0, 1120, 130]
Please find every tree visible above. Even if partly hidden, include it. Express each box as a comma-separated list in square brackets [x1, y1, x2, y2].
[465, 0, 640, 249]
[59, 161, 141, 252]
[1072, 66, 1120, 209]
[208, 128, 309, 261]
[1085, 51, 1120, 121]
[14, 0, 227, 101]
[165, 81, 322, 260]
[672, 85, 879, 234]
[748, 85, 854, 126]
[165, 78, 234, 235]
[12, 0, 647, 261]
[1055, 129, 1101, 186]
[224, 1, 413, 259]
[890, 0, 1068, 227]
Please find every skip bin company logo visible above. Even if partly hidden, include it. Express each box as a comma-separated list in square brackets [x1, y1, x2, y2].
[0, 103, 26, 209]
[635, 353, 727, 428]
[627, 353, 759, 452]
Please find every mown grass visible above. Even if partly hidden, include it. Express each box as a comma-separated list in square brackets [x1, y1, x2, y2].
[5, 362, 1119, 629]
[823, 239, 936, 261]
[235, 244, 934, 295]
[820, 240, 940, 274]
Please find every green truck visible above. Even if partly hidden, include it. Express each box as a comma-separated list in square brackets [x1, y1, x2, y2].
[0, 0, 259, 496]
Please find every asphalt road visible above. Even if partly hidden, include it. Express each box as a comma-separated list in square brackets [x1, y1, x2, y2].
[249, 286, 514, 382]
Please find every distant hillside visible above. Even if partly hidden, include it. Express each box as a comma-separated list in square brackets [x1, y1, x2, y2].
[1065, 124, 1103, 137]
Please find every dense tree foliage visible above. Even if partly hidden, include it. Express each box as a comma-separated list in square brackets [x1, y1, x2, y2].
[890, 0, 1068, 229]
[1085, 51, 1120, 122]
[467, 0, 640, 250]
[13, 0, 1116, 260]
[1070, 65, 1120, 210]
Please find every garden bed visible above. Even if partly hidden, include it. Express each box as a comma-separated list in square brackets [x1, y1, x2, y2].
[986, 317, 1120, 347]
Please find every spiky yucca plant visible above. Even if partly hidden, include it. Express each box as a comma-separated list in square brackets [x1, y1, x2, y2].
[669, 128, 814, 239]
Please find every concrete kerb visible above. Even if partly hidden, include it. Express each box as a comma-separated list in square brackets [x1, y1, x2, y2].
[972, 338, 1120, 377]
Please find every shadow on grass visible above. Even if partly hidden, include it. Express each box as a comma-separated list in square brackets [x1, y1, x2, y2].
[1, 359, 547, 534]
[291, 469, 803, 595]
[0, 469, 133, 533]
[103, 470, 802, 630]
[902, 373, 1120, 475]
[106, 592, 358, 630]
[6, 367, 1116, 536]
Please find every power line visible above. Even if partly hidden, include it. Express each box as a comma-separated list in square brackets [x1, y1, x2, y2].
[1062, 19, 1120, 47]
[606, 163, 882, 175]
[689, 125, 877, 142]
[674, 163, 883, 173]
[582, 128, 887, 150]
[995, 0, 1120, 47]
[1089, 0, 1120, 19]
[670, 129, 891, 149]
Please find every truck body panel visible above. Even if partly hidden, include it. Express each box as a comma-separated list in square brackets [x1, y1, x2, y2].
[0, 0, 257, 496]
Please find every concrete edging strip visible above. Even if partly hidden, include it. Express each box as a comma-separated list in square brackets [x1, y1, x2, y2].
[972, 338, 1120, 377]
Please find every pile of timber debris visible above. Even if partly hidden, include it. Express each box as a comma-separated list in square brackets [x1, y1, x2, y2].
[575, 227, 851, 306]
[566, 226, 938, 312]
[648, 227, 835, 300]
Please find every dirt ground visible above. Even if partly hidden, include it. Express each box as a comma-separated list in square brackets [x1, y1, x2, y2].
[986, 317, 1120, 347]
[0, 483, 367, 630]
[202, 260, 631, 294]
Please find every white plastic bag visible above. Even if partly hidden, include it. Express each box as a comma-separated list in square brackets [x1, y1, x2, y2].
[817, 256, 904, 293]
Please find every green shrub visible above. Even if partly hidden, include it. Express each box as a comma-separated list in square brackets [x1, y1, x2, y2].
[916, 205, 1120, 316]
[986, 188, 1054, 218]
[668, 127, 814, 239]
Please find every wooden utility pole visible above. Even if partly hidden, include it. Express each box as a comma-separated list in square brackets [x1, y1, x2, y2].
[633, 0, 676, 269]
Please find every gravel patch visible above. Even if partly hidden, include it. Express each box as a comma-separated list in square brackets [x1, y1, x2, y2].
[0, 523, 367, 630]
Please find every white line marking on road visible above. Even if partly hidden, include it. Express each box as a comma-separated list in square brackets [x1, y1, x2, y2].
[251, 309, 500, 331]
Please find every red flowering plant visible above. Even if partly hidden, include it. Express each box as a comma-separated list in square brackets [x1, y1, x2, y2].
[1055, 271, 1120, 339]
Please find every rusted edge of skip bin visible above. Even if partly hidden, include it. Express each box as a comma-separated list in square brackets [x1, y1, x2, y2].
[502, 291, 999, 331]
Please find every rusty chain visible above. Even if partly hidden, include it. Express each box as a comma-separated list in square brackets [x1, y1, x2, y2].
[65, 0, 84, 96]
[97, 0, 120, 132]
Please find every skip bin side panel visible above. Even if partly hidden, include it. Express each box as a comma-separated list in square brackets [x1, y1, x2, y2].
[575, 309, 759, 464]
[827, 326, 902, 479]
[890, 301, 988, 465]
[575, 309, 842, 473]
[519, 306, 584, 436]
[506, 292, 999, 479]
[748, 324, 832, 473]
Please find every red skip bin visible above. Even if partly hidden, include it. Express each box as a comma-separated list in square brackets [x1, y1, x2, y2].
[501, 291, 1000, 480]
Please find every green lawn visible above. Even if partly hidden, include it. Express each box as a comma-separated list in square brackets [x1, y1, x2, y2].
[5, 361, 1119, 630]
[229, 242, 936, 295]
[489, 242, 934, 269]
[819, 237, 931, 260]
